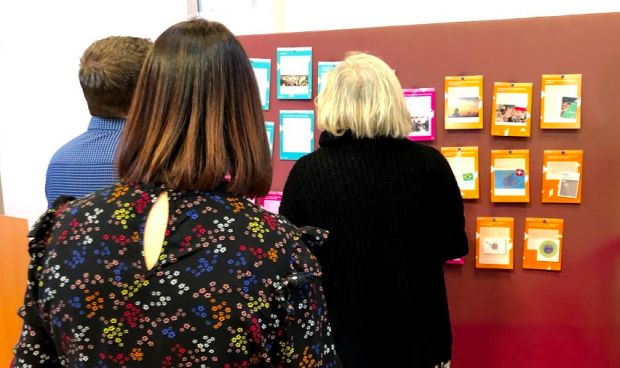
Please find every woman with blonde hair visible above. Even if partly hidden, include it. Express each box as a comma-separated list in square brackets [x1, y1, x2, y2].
[12, 19, 340, 367]
[280, 52, 468, 368]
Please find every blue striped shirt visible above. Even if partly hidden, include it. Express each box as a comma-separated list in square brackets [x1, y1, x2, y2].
[45, 116, 125, 208]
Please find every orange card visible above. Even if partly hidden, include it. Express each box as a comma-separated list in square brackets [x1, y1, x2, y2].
[540, 74, 582, 129]
[542, 150, 583, 203]
[523, 218, 564, 271]
[441, 146, 479, 199]
[445, 75, 483, 130]
[491, 149, 530, 203]
[476, 217, 514, 269]
[491, 82, 533, 137]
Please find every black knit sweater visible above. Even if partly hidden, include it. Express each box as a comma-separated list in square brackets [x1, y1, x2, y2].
[280, 130, 468, 368]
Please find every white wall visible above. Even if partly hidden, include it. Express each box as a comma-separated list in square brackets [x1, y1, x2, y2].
[198, 0, 278, 35]
[0, 0, 187, 225]
[283, 0, 620, 33]
[200, 0, 620, 35]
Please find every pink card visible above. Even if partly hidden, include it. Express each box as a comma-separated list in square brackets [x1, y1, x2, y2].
[446, 257, 465, 265]
[403, 88, 436, 141]
[259, 191, 283, 214]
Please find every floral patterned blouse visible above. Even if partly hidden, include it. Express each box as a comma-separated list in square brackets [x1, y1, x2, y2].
[12, 182, 340, 368]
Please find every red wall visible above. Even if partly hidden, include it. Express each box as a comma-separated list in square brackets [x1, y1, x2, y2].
[238, 13, 620, 367]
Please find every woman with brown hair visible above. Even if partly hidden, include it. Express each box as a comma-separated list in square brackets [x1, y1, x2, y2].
[11, 19, 340, 367]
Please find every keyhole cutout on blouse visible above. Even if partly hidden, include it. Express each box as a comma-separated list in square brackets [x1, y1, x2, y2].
[143, 191, 169, 271]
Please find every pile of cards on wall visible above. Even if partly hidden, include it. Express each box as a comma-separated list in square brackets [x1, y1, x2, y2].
[249, 47, 584, 272]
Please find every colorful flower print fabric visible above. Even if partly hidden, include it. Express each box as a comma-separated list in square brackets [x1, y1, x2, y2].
[11, 183, 340, 368]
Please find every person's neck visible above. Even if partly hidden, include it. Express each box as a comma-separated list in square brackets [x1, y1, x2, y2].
[97, 115, 126, 119]
[91, 112, 126, 119]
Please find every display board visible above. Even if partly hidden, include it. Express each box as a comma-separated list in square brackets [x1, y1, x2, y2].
[239, 12, 620, 367]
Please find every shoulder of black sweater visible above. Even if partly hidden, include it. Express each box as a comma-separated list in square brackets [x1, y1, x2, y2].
[317, 129, 444, 160]
[412, 141, 447, 161]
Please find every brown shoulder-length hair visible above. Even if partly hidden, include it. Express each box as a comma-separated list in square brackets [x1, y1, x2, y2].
[116, 19, 272, 198]
[79, 36, 152, 118]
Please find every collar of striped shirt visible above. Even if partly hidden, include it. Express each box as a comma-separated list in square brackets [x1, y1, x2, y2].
[87, 116, 126, 131]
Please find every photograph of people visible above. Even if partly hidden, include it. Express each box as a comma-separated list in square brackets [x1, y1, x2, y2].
[280, 75, 308, 87]
[495, 104, 527, 123]
[411, 115, 430, 133]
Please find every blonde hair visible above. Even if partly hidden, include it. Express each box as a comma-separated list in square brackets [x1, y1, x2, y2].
[316, 52, 411, 139]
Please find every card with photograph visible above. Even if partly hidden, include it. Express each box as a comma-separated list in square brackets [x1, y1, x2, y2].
[404, 88, 435, 141]
[541, 74, 582, 129]
[491, 82, 533, 137]
[445, 75, 484, 129]
[542, 150, 583, 204]
[277, 47, 312, 100]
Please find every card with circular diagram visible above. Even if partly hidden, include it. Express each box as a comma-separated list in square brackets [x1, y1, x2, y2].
[523, 218, 564, 271]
